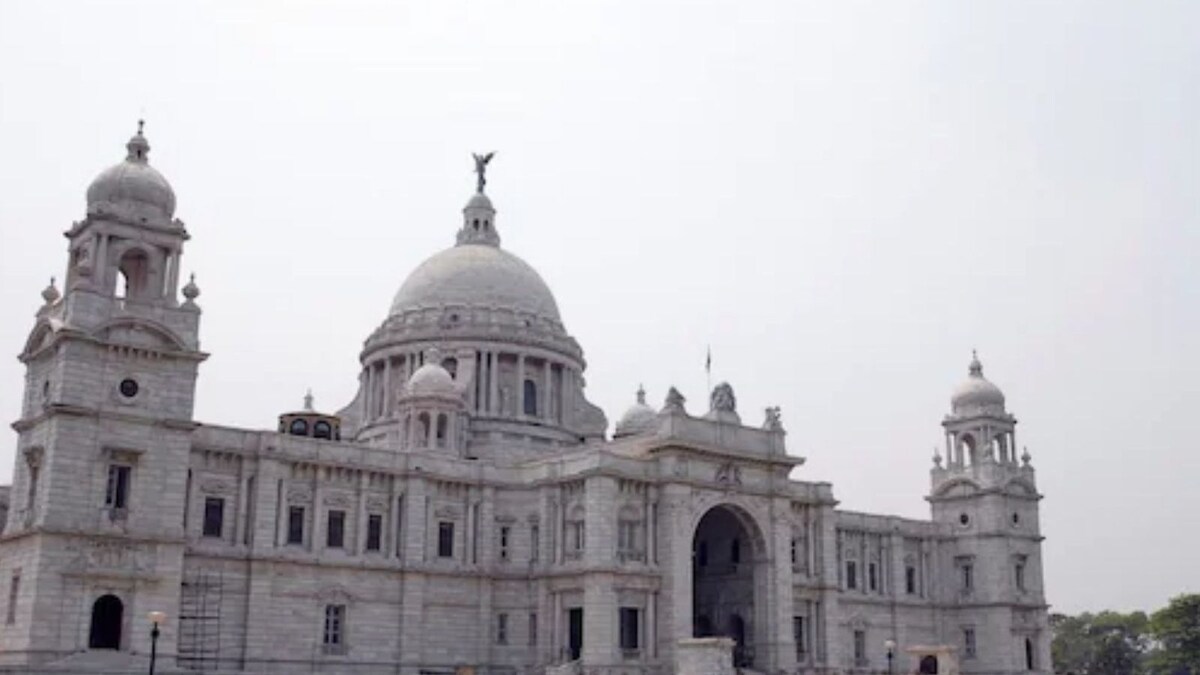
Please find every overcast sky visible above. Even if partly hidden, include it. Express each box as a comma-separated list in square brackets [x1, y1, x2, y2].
[1, 0, 1196, 616]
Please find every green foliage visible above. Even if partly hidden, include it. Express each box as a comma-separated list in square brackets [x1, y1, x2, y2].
[1147, 594, 1200, 675]
[1051, 610, 1149, 675]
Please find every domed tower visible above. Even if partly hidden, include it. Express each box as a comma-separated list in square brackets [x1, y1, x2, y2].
[613, 386, 658, 439]
[340, 155, 607, 459]
[395, 350, 469, 453]
[5, 123, 203, 661]
[928, 353, 1049, 675]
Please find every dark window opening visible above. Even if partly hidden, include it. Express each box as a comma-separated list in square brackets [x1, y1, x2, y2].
[496, 613, 508, 644]
[846, 560, 858, 589]
[287, 506, 305, 545]
[323, 604, 345, 651]
[868, 562, 878, 591]
[697, 541, 708, 567]
[906, 566, 917, 594]
[105, 464, 131, 510]
[289, 419, 308, 436]
[202, 497, 225, 538]
[438, 521, 454, 558]
[366, 514, 383, 552]
[523, 379, 537, 416]
[313, 421, 332, 440]
[730, 538, 741, 564]
[793, 616, 807, 658]
[327, 510, 346, 549]
[118, 378, 139, 398]
[619, 607, 640, 651]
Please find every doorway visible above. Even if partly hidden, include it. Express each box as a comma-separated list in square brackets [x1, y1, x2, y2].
[88, 594, 123, 650]
[692, 504, 763, 668]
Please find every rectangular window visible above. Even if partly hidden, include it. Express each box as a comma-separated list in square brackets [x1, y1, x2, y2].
[496, 612, 508, 645]
[846, 561, 858, 589]
[853, 629, 866, 664]
[868, 562, 878, 591]
[530, 525, 539, 562]
[619, 607, 640, 651]
[793, 616, 807, 658]
[964, 628, 977, 658]
[202, 497, 225, 538]
[326, 510, 345, 549]
[287, 506, 305, 545]
[500, 526, 511, 561]
[1015, 556, 1027, 591]
[366, 514, 383, 552]
[963, 563, 974, 591]
[105, 464, 131, 509]
[323, 604, 345, 653]
[571, 521, 585, 552]
[906, 566, 917, 595]
[790, 538, 798, 565]
[6, 571, 19, 625]
[529, 612, 538, 646]
[438, 521, 454, 558]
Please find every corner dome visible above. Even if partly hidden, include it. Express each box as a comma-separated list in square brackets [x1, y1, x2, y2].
[390, 244, 562, 323]
[614, 386, 657, 438]
[951, 352, 1006, 414]
[407, 362, 457, 396]
[86, 122, 176, 221]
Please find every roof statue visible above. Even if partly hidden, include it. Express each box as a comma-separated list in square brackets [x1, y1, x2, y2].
[710, 382, 736, 413]
[472, 151, 495, 194]
[763, 406, 783, 432]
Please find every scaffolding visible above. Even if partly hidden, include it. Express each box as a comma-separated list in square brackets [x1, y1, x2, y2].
[178, 569, 223, 671]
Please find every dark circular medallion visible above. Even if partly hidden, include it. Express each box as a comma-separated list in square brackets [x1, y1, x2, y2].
[959, 513, 970, 526]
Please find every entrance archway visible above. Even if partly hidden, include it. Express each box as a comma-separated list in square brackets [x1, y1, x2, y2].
[89, 594, 123, 650]
[692, 504, 764, 668]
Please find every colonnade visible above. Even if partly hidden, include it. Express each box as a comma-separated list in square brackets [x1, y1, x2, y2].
[360, 347, 579, 428]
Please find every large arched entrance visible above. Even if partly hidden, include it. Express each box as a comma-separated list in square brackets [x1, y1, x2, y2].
[88, 594, 123, 650]
[692, 504, 764, 668]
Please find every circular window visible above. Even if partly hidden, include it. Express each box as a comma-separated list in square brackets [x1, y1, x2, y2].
[118, 379, 139, 398]
[959, 513, 970, 526]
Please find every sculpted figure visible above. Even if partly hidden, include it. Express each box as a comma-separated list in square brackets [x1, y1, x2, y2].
[472, 151, 495, 193]
[710, 382, 737, 413]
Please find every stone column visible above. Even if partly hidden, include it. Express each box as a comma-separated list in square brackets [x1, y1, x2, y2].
[365, 365, 376, 422]
[233, 458, 250, 546]
[95, 233, 109, 290]
[489, 352, 500, 416]
[386, 476, 399, 560]
[356, 471, 368, 553]
[542, 359, 553, 420]
[311, 472, 324, 552]
[516, 353, 526, 417]
[383, 357, 393, 418]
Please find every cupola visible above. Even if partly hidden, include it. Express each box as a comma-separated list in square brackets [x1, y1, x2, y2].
[614, 386, 658, 439]
[85, 120, 177, 223]
[278, 391, 342, 441]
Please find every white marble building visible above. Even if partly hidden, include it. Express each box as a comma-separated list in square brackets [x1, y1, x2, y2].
[0, 125, 1050, 675]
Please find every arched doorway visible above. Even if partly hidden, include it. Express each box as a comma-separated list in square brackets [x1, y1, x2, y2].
[89, 594, 123, 650]
[692, 504, 763, 668]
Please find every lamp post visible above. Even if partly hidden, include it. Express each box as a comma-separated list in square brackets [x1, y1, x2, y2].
[148, 611, 166, 675]
[885, 639, 897, 675]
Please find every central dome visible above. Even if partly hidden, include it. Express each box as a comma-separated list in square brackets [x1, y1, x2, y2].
[389, 244, 562, 322]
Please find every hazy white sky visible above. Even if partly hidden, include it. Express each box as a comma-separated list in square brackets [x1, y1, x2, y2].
[1, 0, 1196, 615]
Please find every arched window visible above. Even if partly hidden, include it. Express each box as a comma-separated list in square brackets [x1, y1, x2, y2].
[435, 414, 448, 448]
[523, 379, 538, 416]
[89, 594, 123, 650]
[117, 249, 150, 299]
[960, 434, 976, 466]
[417, 413, 431, 447]
[289, 419, 308, 436]
[313, 421, 332, 440]
[920, 655, 939, 674]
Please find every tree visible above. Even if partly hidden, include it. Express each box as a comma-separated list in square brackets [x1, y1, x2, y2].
[1052, 611, 1149, 675]
[1147, 594, 1200, 675]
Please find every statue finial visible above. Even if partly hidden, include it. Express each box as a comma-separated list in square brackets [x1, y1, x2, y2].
[137, 118, 145, 136]
[472, 151, 496, 193]
[636, 385, 646, 405]
[303, 389, 314, 411]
